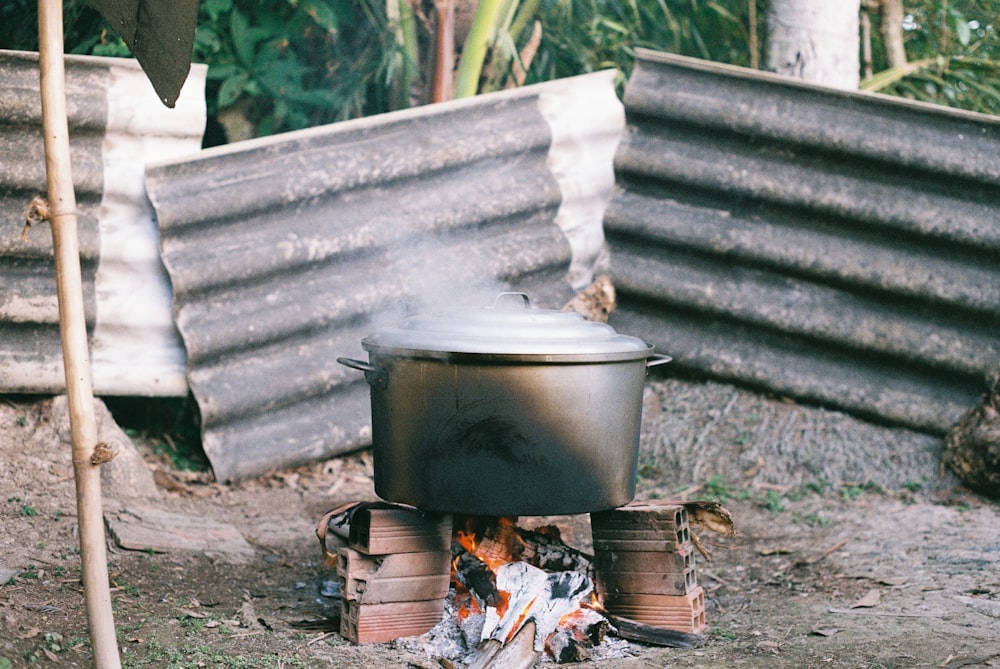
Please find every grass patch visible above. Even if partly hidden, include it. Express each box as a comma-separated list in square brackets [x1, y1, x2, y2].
[121, 642, 308, 668]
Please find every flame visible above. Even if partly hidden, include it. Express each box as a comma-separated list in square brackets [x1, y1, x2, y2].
[451, 515, 598, 649]
[504, 595, 537, 644]
[454, 515, 521, 572]
[454, 587, 482, 621]
[557, 607, 589, 628]
[585, 591, 605, 611]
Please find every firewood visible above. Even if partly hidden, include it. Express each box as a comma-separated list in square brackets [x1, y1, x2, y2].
[467, 620, 539, 669]
[456, 515, 593, 572]
[453, 549, 501, 608]
[548, 629, 591, 663]
[477, 562, 594, 655]
[465, 639, 502, 669]
[546, 608, 609, 663]
[603, 612, 704, 648]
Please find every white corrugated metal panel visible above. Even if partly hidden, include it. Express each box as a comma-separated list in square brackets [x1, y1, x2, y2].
[145, 71, 623, 480]
[606, 50, 1000, 434]
[0, 50, 205, 396]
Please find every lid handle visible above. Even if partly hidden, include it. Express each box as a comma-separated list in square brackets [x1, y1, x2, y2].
[491, 292, 532, 309]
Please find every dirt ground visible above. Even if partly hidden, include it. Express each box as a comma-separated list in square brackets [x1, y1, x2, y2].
[2, 381, 999, 669]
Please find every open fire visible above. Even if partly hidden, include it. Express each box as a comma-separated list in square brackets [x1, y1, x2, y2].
[317, 500, 734, 666]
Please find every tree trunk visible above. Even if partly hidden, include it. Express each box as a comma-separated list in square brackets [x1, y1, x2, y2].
[765, 0, 861, 89]
[879, 0, 907, 68]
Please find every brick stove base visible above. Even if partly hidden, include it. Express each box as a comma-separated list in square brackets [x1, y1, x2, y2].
[320, 501, 709, 647]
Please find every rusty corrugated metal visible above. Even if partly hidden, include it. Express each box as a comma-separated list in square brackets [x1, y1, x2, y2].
[0, 50, 205, 396]
[145, 71, 623, 480]
[606, 49, 1000, 434]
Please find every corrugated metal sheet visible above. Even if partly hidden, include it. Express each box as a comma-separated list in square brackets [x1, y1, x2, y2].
[145, 70, 623, 481]
[0, 50, 205, 396]
[606, 49, 1000, 435]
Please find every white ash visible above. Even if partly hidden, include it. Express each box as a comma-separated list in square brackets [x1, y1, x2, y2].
[392, 591, 475, 664]
[393, 585, 642, 665]
[483, 562, 593, 651]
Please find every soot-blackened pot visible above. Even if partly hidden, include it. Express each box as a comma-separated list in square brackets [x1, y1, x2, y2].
[338, 293, 669, 515]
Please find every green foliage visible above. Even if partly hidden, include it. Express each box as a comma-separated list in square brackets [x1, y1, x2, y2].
[863, 0, 1000, 115]
[193, 0, 406, 141]
[523, 0, 756, 94]
[1, 0, 995, 152]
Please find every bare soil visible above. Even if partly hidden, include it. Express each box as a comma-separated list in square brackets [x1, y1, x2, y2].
[2, 383, 999, 669]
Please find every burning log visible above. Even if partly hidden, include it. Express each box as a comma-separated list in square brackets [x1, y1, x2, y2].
[463, 561, 604, 668]
[546, 607, 609, 662]
[467, 620, 539, 669]
[454, 515, 593, 572]
[481, 562, 592, 647]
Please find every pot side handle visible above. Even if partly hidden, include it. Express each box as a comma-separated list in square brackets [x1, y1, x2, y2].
[646, 354, 673, 368]
[336, 357, 388, 388]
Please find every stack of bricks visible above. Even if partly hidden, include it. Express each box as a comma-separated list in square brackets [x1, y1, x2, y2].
[338, 505, 453, 643]
[590, 503, 706, 634]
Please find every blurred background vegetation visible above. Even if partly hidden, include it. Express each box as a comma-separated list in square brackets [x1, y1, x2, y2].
[1, 0, 997, 145]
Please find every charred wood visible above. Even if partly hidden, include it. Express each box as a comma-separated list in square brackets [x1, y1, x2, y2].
[604, 612, 704, 648]
[455, 515, 593, 572]
[466, 620, 539, 669]
[453, 549, 500, 608]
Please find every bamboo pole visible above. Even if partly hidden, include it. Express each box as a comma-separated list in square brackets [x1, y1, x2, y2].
[37, 1, 122, 666]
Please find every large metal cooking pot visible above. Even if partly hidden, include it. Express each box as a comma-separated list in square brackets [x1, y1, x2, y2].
[337, 293, 669, 516]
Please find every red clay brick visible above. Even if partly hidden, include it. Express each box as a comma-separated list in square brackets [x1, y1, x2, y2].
[340, 599, 446, 644]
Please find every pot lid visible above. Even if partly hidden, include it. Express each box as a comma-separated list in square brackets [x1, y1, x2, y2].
[362, 292, 654, 360]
